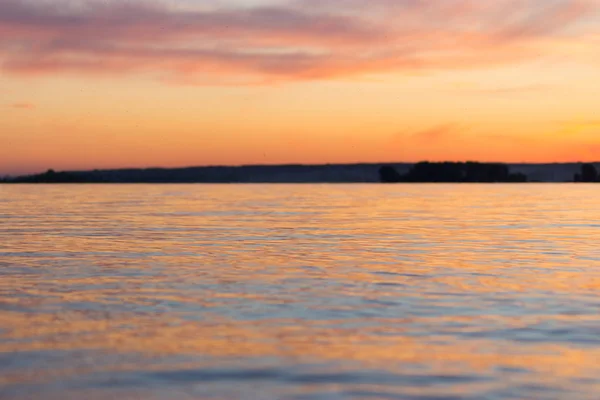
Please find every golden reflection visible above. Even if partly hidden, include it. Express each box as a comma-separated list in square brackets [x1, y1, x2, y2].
[2, 310, 600, 385]
[1, 184, 600, 398]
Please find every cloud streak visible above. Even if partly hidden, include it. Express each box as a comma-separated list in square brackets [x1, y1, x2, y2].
[8, 102, 34, 109]
[0, 0, 597, 84]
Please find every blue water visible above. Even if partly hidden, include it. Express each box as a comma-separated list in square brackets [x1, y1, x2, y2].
[1, 184, 600, 399]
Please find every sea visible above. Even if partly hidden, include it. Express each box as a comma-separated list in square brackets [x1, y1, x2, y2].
[1, 184, 599, 400]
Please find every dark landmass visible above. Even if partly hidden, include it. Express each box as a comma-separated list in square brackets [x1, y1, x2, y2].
[1, 162, 599, 184]
[2, 169, 108, 184]
[573, 163, 600, 182]
[379, 162, 527, 183]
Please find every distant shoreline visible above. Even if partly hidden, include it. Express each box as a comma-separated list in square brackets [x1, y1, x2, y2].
[0, 181, 585, 185]
[2, 162, 599, 184]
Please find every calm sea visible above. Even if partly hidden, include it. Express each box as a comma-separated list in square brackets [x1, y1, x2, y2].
[1, 184, 600, 400]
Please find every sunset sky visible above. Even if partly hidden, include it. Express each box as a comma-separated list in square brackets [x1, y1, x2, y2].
[1, 0, 599, 175]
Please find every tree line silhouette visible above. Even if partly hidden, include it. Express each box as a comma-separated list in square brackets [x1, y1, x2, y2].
[379, 162, 528, 183]
[1, 162, 599, 183]
[1, 169, 106, 183]
[574, 163, 599, 182]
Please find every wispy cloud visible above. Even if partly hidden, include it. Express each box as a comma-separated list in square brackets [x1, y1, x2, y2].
[8, 102, 34, 109]
[390, 124, 465, 148]
[0, 0, 596, 84]
[410, 124, 460, 142]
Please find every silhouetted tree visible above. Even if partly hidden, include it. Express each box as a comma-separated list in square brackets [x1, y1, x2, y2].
[580, 163, 598, 182]
[379, 165, 403, 183]
[407, 162, 464, 182]
[399, 162, 526, 183]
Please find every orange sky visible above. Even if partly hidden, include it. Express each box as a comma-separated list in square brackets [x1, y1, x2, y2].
[1, 0, 599, 175]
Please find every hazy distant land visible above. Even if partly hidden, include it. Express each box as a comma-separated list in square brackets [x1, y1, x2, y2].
[2, 162, 600, 183]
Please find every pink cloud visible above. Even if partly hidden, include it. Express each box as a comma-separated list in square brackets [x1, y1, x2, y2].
[0, 0, 597, 84]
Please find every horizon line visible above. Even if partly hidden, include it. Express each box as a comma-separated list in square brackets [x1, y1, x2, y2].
[6, 160, 600, 178]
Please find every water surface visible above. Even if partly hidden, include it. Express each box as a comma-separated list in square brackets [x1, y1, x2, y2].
[1, 184, 600, 399]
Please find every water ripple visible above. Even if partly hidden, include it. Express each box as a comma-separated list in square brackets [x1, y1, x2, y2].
[1, 184, 600, 399]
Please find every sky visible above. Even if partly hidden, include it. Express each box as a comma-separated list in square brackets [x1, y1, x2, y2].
[1, 0, 599, 175]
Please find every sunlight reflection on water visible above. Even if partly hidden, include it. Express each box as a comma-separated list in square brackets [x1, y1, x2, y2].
[1, 184, 600, 399]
